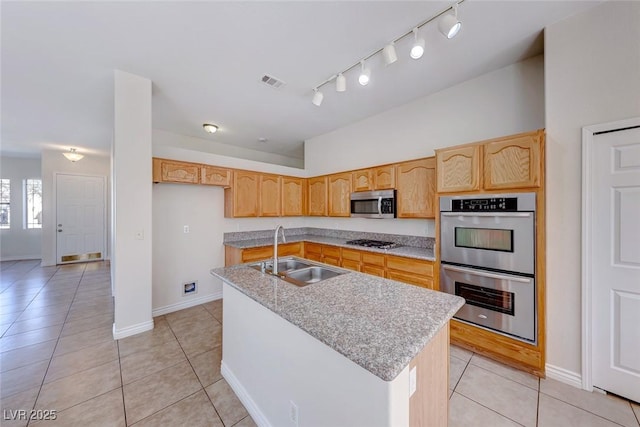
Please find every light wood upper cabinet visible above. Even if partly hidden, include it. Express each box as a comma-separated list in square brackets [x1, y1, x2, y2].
[224, 170, 259, 217]
[436, 145, 481, 193]
[308, 176, 328, 216]
[373, 165, 395, 190]
[352, 169, 374, 192]
[201, 165, 232, 187]
[483, 131, 542, 190]
[328, 173, 352, 217]
[153, 158, 199, 184]
[396, 158, 436, 218]
[259, 174, 281, 217]
[281, 177, 305, 216]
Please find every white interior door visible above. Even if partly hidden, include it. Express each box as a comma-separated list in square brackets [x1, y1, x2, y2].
[56, 174, 106, 264]
[591, 126, 640, 402]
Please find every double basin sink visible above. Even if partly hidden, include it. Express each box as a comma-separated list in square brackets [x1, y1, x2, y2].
[249, 256, 348, 287]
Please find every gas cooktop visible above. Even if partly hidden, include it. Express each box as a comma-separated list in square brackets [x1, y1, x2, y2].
[345, 239, 400, 250]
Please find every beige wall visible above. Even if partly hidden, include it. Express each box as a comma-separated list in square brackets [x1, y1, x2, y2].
[545, 1, 640, 376]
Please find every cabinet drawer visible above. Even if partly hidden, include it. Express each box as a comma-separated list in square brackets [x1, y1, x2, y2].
[279, 242, 302, 257]
[322, 245, 341, 259]
[387, 270, 433, 289]
[241, 246, 273, 262]
[306, 253, 323, 263]
[305, 243, 322, 255]
[323, 257, 340, 266]
[341, 248, 362, 262]
[362, 252, 385, 267]
[341, 259, 361, 272]
[386, 255, 433, 277]
[362, 265, 385, 278]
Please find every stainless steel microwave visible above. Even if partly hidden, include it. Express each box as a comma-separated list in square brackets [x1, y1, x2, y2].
[350, 190, 396, 219]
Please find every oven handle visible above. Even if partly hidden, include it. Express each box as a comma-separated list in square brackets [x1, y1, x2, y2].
[441, 264, 532, 283]
[441, 212, 533, 218]
[377, 197, 382, 216]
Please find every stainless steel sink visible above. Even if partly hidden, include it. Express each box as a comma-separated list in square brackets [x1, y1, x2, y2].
[248, 257, 347, 287]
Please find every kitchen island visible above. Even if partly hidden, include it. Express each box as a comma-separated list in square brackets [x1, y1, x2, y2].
[211, 259, 464, 427]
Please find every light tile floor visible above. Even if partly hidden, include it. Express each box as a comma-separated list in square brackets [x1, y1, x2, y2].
[1, 260, 639, 426]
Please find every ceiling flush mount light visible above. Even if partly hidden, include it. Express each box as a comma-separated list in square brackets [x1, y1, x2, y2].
[439, 4, 462, 39]
[203, 123, 218, 134]
[336, 73, 346, 92]
[312, 88, 324, 106]
[358, 61, 371, 86]
[382, 43, 398, 65]
[410, 28, 425, 59]
[63, 148, 84, 162]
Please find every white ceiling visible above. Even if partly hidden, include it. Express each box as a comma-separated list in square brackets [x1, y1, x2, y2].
[1, 1, 600, 163]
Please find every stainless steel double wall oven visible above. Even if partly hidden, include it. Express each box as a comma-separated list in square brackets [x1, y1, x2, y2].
[439, 193, 537, 343]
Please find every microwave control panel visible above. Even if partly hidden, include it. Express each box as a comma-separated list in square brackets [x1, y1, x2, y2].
[381, 198, 394, 214]
[451, 197, 518, 212]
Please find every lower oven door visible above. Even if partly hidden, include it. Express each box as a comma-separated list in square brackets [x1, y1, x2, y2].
[440, 263, 536, 343]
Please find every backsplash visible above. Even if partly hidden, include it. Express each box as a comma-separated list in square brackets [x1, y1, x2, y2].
[223, 227, 434, 249]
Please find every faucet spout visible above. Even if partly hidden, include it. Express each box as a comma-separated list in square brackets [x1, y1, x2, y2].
[273, 225, 286, 275]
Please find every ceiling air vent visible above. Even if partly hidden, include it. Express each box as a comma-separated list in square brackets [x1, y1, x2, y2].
[261, 74, 285, 89]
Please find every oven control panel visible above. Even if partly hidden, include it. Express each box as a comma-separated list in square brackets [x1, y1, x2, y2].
[451, 197, 518, 212]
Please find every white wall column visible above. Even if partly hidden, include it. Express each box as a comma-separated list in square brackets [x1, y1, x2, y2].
[112, 70, 153, 339]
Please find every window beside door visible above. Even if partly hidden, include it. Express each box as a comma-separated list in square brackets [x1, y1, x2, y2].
[0, 178, 10, 228]
[24, 179, 42, 229]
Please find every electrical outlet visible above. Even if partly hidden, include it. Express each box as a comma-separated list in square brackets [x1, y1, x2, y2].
[183, 225, 190, 233]
[409, 366, 417, 397]
[289, 400, 298, 426]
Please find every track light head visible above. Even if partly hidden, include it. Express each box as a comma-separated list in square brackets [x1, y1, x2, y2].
[312, 88, 324, 106]
[410, 28, 425, 59]
[382, 43, 398, 65]
[358, 61, 371, 86]
[439, 4, 462, 39]
[336, 73, 346, 92]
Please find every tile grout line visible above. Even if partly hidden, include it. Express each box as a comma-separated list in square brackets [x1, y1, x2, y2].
[26, 263, 87, 427]
[117, 339, 128, 427]
[538, 388, 635, 426]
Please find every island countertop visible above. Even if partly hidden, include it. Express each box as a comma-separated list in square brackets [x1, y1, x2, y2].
[211, 261, 464, 381]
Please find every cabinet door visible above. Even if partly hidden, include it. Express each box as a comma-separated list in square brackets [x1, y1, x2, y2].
[328, 173, 352, 217]
[436, 145, 481, 193]
[282, 177, 305, 216]
[396, 158, 436, 218]
[201, 166, 232, 187]
[387, 270, 433, 289]
[373, 165, 395, 190]
[352, 169, 373, 192]
[362, 265, 385, 278]
[153, 158, 199, 184]
[259, 174, 281, 217]
[308, 177, 328, 216]
[483, 131, 542, 190]
[226, 171, 259, 217]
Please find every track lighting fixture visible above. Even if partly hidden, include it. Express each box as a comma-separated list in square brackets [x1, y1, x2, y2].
[410, 28, 425, 60]
[310, 1, 464, 106]
[382, 43, 398, 65]
[312, 88, 324, 106]
[336, 73, 346, 92]
[438, 4, 462, 39]
[203, 123, 218, 134]
[358, 61, 371, 86]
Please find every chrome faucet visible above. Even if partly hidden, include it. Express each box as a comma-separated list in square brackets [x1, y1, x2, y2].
[273, 225, 286, 275]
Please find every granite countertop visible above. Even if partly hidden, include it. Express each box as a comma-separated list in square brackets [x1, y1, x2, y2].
[224, 234, 435, 261]
[211, 261, 464, 381]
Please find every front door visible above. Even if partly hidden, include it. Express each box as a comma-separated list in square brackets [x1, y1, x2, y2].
[56, 174, 106, 264]
[591, 125, 640, 402]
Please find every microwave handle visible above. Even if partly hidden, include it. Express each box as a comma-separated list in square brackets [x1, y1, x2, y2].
[442, 264, 532, 283]
[441, 212, 533, 218]
[377, 197, 382, 215]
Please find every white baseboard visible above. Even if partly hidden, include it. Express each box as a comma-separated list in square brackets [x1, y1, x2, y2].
[112, 319, 154, 340]
[152, 291, 222, 317]
[221, 361, 271, 427]
[0, 256, 41, 262]
[545, 364, 583, 389]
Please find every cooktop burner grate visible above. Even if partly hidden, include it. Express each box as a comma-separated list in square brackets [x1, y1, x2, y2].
[345, 239, 400, 249]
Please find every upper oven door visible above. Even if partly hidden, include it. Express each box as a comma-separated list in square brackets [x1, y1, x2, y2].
[440, 211, 535, 275]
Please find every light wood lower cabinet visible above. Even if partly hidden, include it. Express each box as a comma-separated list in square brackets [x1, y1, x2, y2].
[225, 242, 303, 266]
